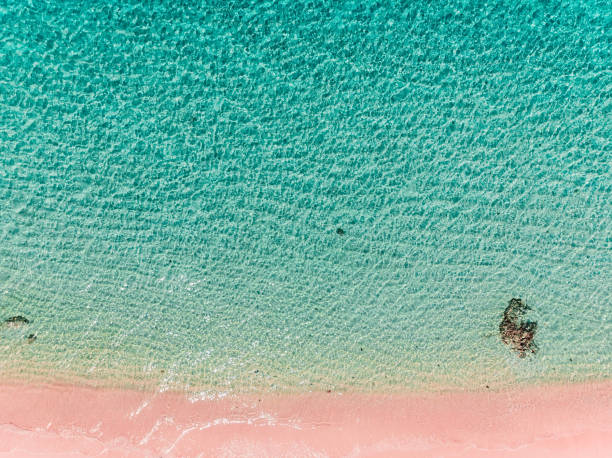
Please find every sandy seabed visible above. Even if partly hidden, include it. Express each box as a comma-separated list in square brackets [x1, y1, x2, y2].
[0, 380, 610, 457]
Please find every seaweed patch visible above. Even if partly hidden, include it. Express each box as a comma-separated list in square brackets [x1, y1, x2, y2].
[499, 298, 538, 357]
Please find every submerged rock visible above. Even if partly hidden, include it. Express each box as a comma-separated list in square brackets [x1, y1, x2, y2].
[499, 298, 538, 357]
[3, 315, 30, 327]
[336, 227, 345, 235]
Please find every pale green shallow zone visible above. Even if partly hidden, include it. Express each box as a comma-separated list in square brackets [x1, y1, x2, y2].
[0, 0, 610, 394]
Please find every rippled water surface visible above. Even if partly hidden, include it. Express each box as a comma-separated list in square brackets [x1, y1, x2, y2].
[0, 0, 610, 393]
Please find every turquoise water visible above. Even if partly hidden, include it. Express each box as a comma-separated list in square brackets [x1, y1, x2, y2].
[0, 0, 610, 393]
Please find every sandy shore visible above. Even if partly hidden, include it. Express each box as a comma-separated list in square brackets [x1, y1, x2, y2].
[0, 381, 610, 457]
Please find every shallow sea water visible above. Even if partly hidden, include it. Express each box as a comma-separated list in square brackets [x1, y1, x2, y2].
[0, 0, 610, 393]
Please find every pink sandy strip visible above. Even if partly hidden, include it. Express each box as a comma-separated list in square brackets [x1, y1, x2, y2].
[0, 381, 610, 457]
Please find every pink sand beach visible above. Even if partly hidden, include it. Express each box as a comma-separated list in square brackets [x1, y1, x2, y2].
[0, 381, 610, 457]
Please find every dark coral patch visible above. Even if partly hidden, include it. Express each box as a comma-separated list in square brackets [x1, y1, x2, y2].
[4, 315, 30, 327]
[499, 298, 538, 357]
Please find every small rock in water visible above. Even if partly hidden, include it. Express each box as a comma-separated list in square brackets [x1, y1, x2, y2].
[499, 298, 538, 357]
[3, 315, 30, 327]
[336, 228, 345, 235]
[26, 334, 36, 343]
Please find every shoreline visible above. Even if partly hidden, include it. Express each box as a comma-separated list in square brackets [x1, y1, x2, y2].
[0, 380, 610, 457]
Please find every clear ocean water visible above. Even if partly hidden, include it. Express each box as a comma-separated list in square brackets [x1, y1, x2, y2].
[0, 0, 610, 394]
